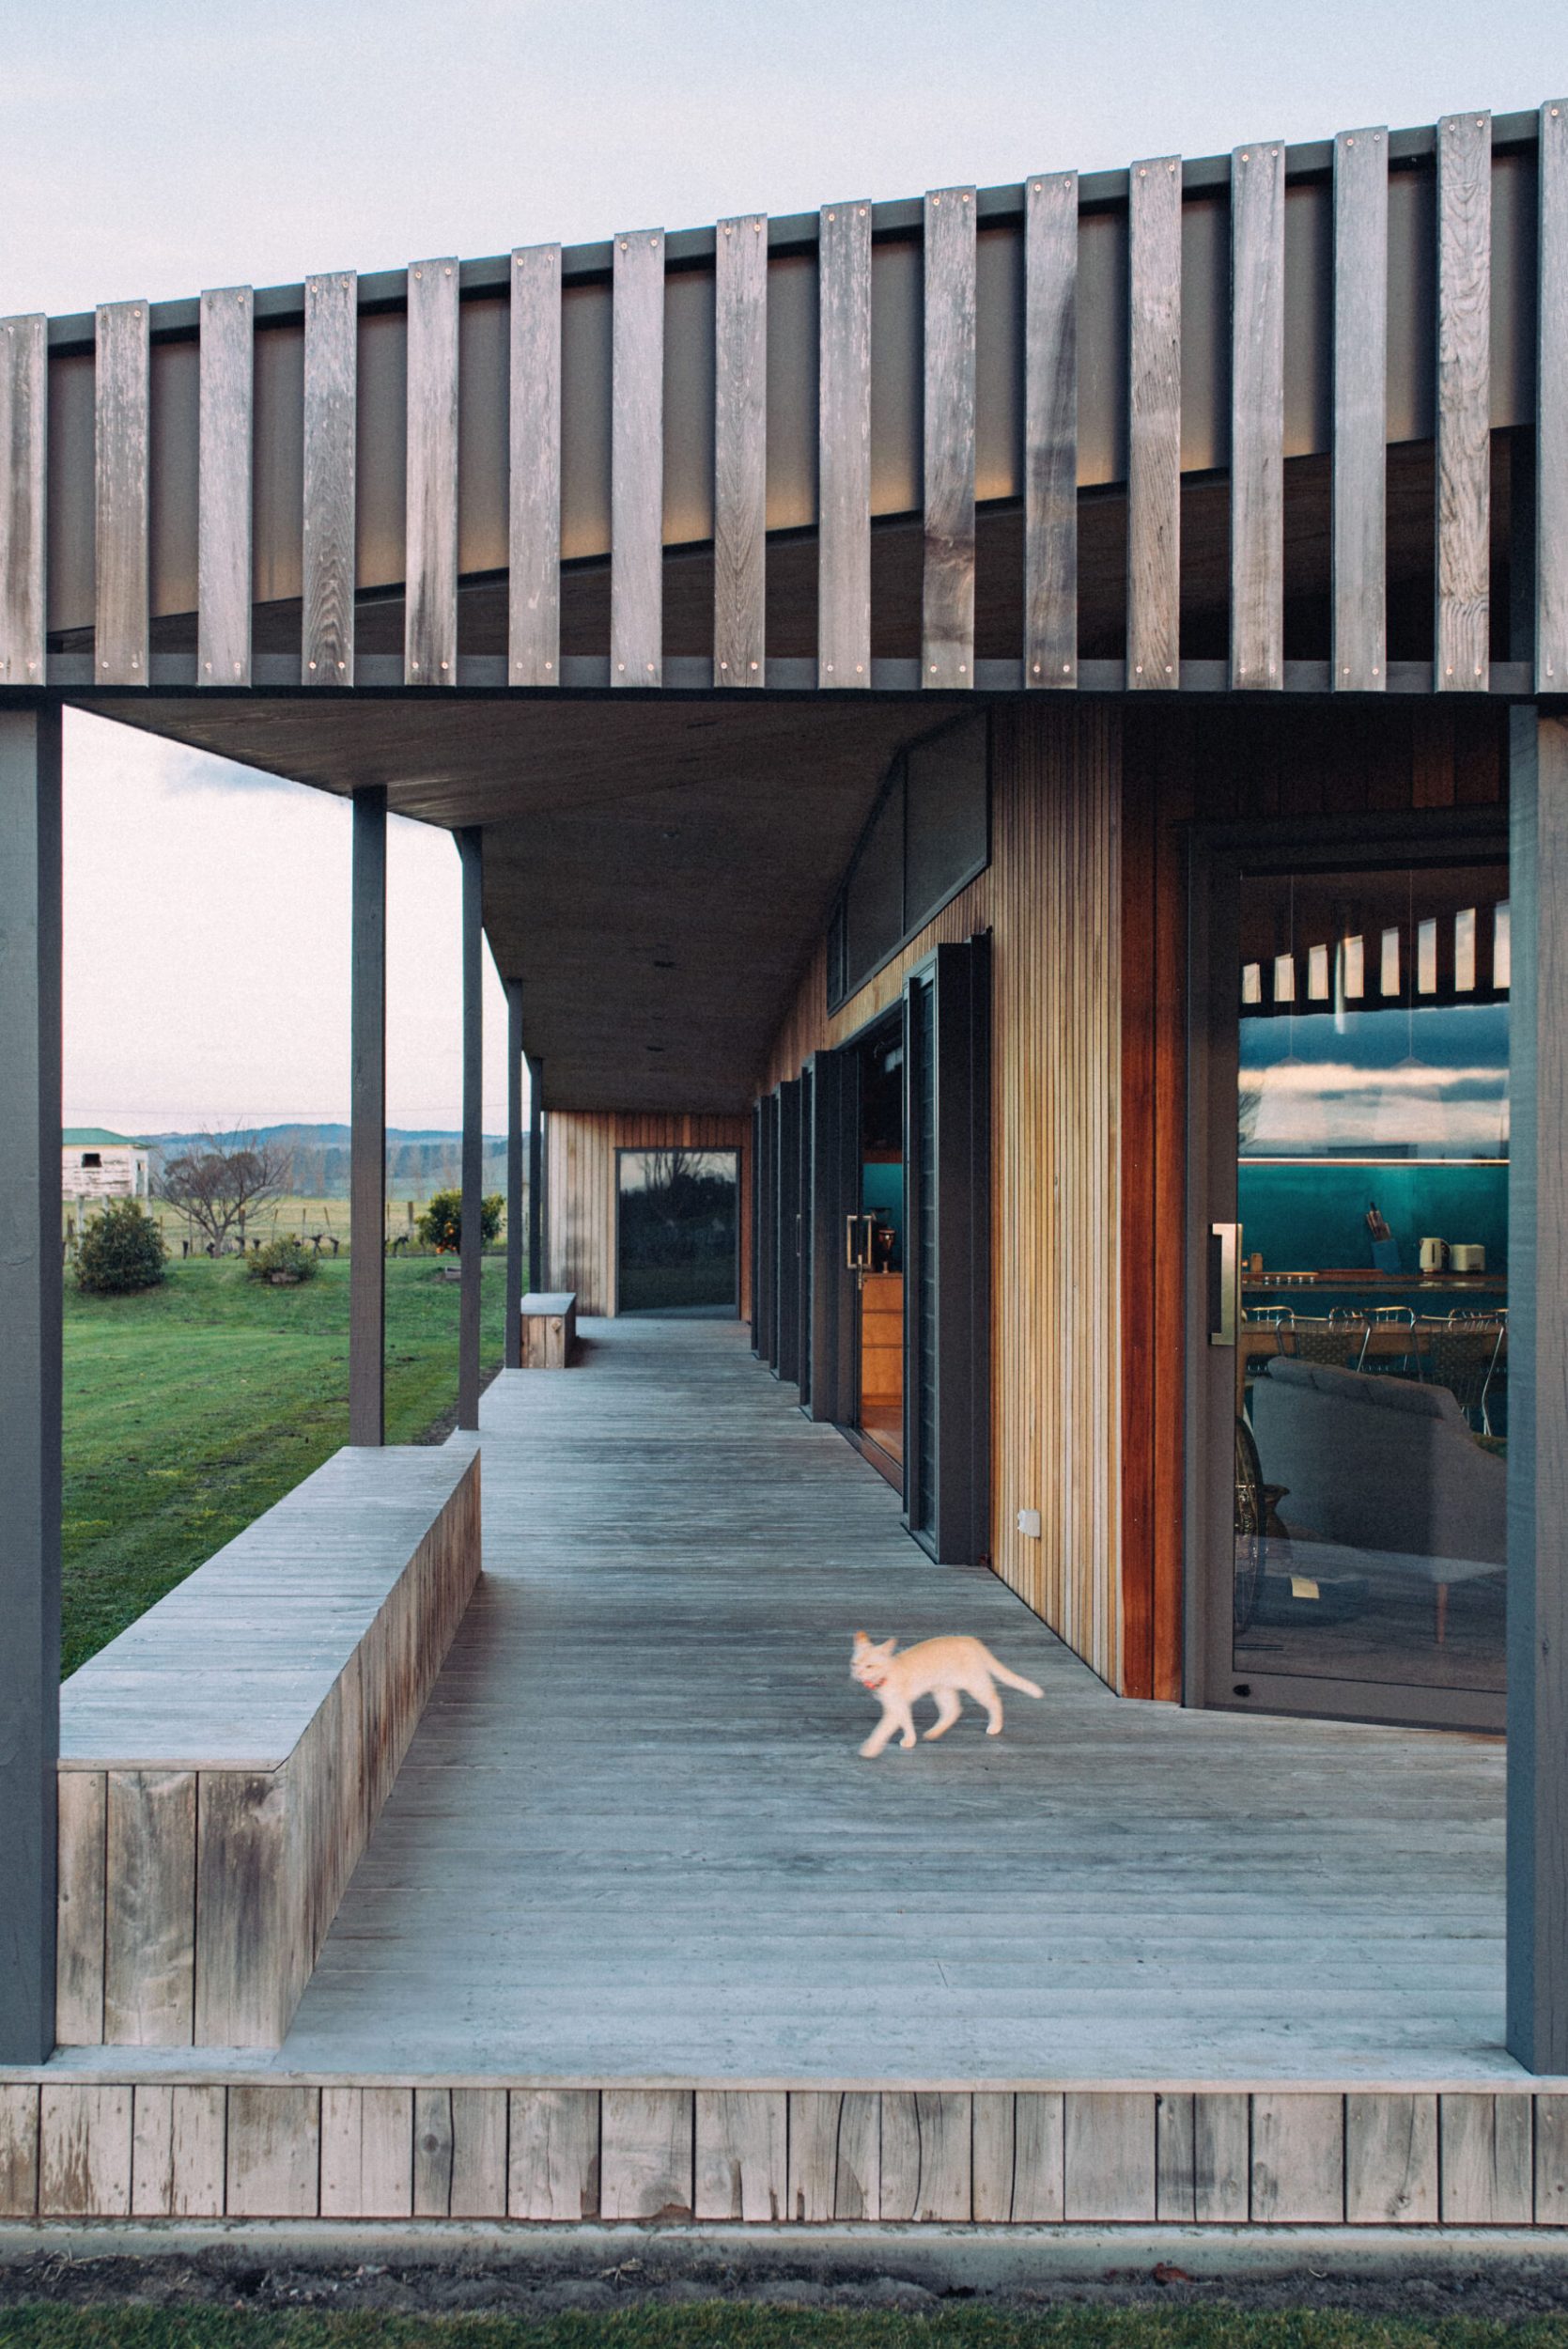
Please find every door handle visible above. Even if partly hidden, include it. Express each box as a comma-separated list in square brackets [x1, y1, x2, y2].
[846, 1212, 871, 1269]
[1209, 1221, 1239, 1347]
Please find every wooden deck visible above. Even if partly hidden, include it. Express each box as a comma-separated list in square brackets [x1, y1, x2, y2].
[117, 1312, 1512, 2091]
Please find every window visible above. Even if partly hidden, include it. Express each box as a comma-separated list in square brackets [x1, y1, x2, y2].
[827, 714, 990, 1012]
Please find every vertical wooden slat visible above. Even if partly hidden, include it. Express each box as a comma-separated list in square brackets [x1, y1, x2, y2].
[1126, 157, 1182, 689]
[1439, 2093, 1533, 2223]
[131, 2084, 225, 2217]
[600, 2089, 691, 2219]
[412, 2086, 454, 2216]
[694, 2090, 784, 2219]
[302, 272, 356, 685]
[507, 2088, 598, 2218]
[197, 285, 254, 687]
[1230, 141, 1285, 689]
[1538, 101, 1568, 692]
[509, 243, 562, 686]
[225, 2085, 319, 2217]
[103, 1768, 195, 2045]
[1063, 2092, 1156, 2220]
[611, 227, 665, 686]
[923, 185, 977, 688]
[54, 1771, 106, 2046]
[817, 200, 872, 687]
[1536, 2097, 1568, 2223]
[449, 2088, 507, 2218]
[1332, 128, 1389, 691]
[321, 2086, 413, 2217]
[0, 315, 47, 685]
[1250, 2092, 1344, 2222]
[0, 2087, 39, 2217]
[1435, 110, 1492, 692]
[1345, 2092, 1438, 2223]
[1012, 2091, 1065, 2221]
[94, 300, 149, 685]
[1024, 173, 1078, 688]
[39, 2084, 132, 2217]
[405, 257, 460, 686]
[713, 212, 768, 687]
[971, 2092, 1016, 2221]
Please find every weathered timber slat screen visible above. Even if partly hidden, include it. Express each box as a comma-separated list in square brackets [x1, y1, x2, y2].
[1024, 171, 1078, 689]
[404, 258, 460, 686]
[1126, 157, 1182, 692]
[1436, 112, 1492, 692]
[15, 103, 1568, 697]
[0, 314, 46, 684]
[196, 287, 254, 688]
[1229, 141, 1284, 690]
[1331, 128, 1389, 692]
[10, 2083, 1564, 2225]
[1540, 101, 1568, 692]
[301, 272, 356, 686]
[816, 199, 873, 688]
[713, 212, 767, 687]
[93, 300, 149, 685]
[921, 185, 977, 689]
[611, 226, 665, 687]
[508, 243, 562, 686]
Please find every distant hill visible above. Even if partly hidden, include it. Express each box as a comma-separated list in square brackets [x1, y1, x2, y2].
[145, 1123, 508, 1202]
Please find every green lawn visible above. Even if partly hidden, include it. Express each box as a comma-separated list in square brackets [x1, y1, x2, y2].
[3, 2306, 1568, 2349]
[61, 1254, 507, 1678]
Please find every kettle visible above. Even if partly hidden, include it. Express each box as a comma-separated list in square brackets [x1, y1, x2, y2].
[1419, 1237, 1449, 1273]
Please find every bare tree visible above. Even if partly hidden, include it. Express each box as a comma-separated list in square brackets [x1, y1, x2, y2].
[154, 1128, 293, 1253]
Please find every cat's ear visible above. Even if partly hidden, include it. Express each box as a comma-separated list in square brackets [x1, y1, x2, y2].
[851, 1629, 870, 1649]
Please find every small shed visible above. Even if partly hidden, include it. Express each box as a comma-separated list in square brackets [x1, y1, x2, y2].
[61, 1128, 149, 1202]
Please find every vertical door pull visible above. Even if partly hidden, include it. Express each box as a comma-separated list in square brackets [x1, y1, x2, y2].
[1208, 1221, 1240, 1347]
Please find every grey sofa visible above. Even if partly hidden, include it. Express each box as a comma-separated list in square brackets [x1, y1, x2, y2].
[1250, 1358, 1505, 1639]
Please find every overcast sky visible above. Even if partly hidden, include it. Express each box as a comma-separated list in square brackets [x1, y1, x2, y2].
[7, 0, 1564, 1130]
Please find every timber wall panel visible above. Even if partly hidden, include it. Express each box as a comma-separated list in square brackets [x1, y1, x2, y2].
[6, 2085, 1567, 2224]
[611, 228, 665, 684]
[404, 259, 460, 685]
[760, 701, 1123, 1688]
[1540, 101, 1568, 691]
[1435, 112, 1492, 691]
[921, 186, 977, 688]
[713, 214, 768, 686]
[1229, 142, 1285, 689]
[1331, 129, 1389, 691]
[1024, 173, 1078, 688]
[817, 200, 873, 685]
[545, 1111, 752, 1319]
[302, 272, 357, 684]
[1126, 159, 1182, 689]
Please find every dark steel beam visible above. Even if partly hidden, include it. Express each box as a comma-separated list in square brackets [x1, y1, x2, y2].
[1507, 705, 1568, 2075]
[349, 786, 387, 1445]
[505, 977, 523, 1368]
[0, 705, 62, 2062]
[458, 826, 484, 1432]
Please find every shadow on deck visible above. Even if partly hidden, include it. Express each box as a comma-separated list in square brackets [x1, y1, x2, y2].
[253, 1315, 1509, 2086]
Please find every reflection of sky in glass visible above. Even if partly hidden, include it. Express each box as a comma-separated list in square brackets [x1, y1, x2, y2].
[1239, 1003, 1509, 1159]
[618, 1148, 737, 1193]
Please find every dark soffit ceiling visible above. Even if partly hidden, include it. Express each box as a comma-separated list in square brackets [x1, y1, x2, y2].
[87, 691, 946, 1112]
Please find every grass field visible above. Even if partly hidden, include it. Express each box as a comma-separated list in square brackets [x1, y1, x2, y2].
[3, 2303, 1568, 2348]
[61, 1254, 507, 1678]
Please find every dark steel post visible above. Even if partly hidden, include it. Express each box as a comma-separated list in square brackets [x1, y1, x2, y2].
[1507, 707, 1568, 2074]
[0, 706, 62, 2061]
[528, 1055, 544, 1291]
[458, 827, 484, 1432]
[505, 978, 523, 1368]
[349, 786, 387, 1445]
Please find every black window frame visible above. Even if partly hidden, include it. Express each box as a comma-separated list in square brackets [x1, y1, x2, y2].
[826, 710, 991, 1016]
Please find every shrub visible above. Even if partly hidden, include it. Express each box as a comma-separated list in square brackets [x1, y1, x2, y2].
[75, 1199, 167, 1296]
[245, 1235, 318, 1285]
[416, 1190, 504, 1252]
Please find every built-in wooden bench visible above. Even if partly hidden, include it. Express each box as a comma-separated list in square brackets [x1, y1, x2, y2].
[54, 1444, 480, 2051]
[520, 1289, 577, 1368]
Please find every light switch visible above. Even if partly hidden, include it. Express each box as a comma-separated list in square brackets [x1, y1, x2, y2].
[1017, 1508, 1042, 1538]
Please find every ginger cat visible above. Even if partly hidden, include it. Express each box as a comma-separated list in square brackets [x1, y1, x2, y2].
[849, 1629, 1044, 1757]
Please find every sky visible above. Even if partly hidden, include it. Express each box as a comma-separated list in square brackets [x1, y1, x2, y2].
[6, 0, 1565, 1131]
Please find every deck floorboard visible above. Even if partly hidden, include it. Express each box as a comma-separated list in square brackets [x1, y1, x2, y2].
[60, 1318, 1516, 2084]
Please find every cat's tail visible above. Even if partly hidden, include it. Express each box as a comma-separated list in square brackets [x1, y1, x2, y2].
[982, 1648, 1044, 1698]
